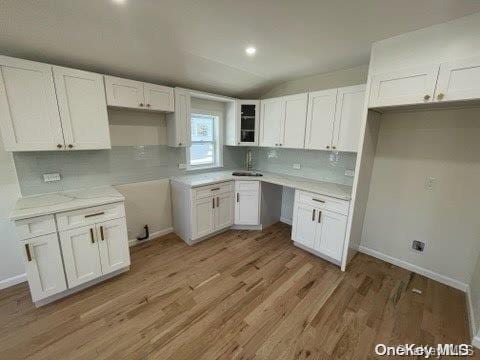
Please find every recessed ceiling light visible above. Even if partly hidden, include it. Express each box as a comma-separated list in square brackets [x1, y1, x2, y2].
[245, 46, 256, 56]
[112, 0, 127, 4]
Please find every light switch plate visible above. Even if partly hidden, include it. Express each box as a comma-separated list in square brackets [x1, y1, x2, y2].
[345, 169, 355, 177]
[292, 163, 301, 170]
[178, 163, 187, 170]
[43, 173, 61, 182]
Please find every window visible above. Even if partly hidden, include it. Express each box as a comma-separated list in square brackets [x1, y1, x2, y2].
[187, 112, 222, 169]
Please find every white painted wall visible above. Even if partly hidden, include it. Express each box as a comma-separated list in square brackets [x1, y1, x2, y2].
[360, 107, 480, 287]
[261, 64, 368, 98]
[280, 186, 295, 224]
[0, 136, 24, 289]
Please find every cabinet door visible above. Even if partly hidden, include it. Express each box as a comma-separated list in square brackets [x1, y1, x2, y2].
[104, 75, 145, 109]
[282, 93, 307, 149]
[144, 83, 174, 112]
[166, 88, 190, 147]
[0, 56, 64, 151]
[369, 64, 439, 107]
[53, 66, 111, 150]
[435, 56, 480, 102]
[237, 100, 260, 146]
[234, 189, 260, 225]
[23, 234, 67, 302]
[314, 210, 346, 261]
[332, 84, 366, 152]
[191, 196, 215, 240]
[97, 218, 130, 275]
[292, 202, 317, 249]
[59, 226, 102, 288]
[215, 192, 234, 230]
[259, 97, 284, 147]
[305, 89, 337, 150]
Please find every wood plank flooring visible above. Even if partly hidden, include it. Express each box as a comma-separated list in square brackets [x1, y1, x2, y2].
[0, 222, 475, 359]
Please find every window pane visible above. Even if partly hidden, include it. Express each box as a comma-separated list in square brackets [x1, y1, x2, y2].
[190, 142, 215, 165]
[191, 115, 214, 142]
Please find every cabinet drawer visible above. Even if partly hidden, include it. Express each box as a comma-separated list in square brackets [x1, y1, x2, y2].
[56, 202, 125, 231]
[194, 182, 234, 200]
[235, 180, 260, 192]
[14, 215, 57, 240]
[296, 190, 349, 215]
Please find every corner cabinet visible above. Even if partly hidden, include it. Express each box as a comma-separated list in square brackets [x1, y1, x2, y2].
[292, 190, 349, 264]
[234, 181, 260, 225]
[166, 88, 191, 147]
[0, 56, 111, 151]
[225, 100, 260, 146]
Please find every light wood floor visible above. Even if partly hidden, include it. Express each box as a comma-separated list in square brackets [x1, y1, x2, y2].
[0, 222, 474, 359]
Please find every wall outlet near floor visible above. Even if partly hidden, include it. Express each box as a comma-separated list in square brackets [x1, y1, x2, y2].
[43, 173, 61, 182]
[411, 240, 425, 253]
[345, 169, 355, 177]
[292, 163, 301, 170]
[178, 163, 187, 170]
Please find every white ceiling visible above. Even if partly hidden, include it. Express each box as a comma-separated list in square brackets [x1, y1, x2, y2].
[1, 1, 480, 98]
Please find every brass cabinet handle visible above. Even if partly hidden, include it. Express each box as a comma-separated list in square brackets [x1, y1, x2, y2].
[90, 228, 95, 243]
[312, 209, 316, 221]
[212, 198, 215, 209]
[216, 197, 219, 207]
[312, 198, 325, 203]
[85, 212, 105, 218]
[318, 211, 322, 223]
[437, 93, 444, 100]
[237, 193, 240, 202]
[25, 244, 32, 262]
[424, 94, 431, 101]
[100, 226, 105, 241]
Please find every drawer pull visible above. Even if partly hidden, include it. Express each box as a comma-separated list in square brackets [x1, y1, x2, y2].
[210, 187, 220, 191]
[237, 193, 240, 203]
[212, 198, 215, 209]
[90, 228, 95, 243]
[312, 198, 325, 203]
[318, 211, 322, 223]
[100, 226, 105, 241]
[216, 197, 219, 207]
[312, 209, 316, 221]
[25, 244, 32, 262]
[85, 212, 105, 218]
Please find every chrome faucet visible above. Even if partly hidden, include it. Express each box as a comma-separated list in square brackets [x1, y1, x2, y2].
[246, 149, 253, 171]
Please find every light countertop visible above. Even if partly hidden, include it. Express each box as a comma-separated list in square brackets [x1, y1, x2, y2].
[10, 186, 125, 221]
[171, 170, 352, 201]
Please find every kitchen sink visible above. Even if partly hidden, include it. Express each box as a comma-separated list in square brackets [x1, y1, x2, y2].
[232, 171, 263, 177]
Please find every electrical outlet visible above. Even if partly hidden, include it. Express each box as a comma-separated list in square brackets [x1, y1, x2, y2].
[292, 163, 301, 170]
[412, 240, 425, 253]
[178, 163, 187, 170]
[425, 176, 436, 191]
[43, 173, 61, 182]
[345, 169, 355, 177]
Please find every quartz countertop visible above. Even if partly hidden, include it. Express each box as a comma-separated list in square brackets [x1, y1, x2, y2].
[171, 170, 352, 201]
[10, 186, 125, 221]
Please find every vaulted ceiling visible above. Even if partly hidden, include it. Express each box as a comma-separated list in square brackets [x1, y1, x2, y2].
[1, 1, 480, 97]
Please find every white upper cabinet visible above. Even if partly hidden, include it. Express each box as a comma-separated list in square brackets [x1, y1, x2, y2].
[369, 64, 440, 108]
[333, 84, 366, 152]
[305, 89, 338, 151]
[104, 76, 145, 109]
[143, 83, 174, 112]
[105, 75, 174, 112]
[259, 97, 284, 147]
[0, 56, 64, 151]
[166, 88, 191, 147]
[53, 66, 111, 150]
[435, 56, 480, 102]
[225, 100, 260, 146]
[282, 93, 308, 149]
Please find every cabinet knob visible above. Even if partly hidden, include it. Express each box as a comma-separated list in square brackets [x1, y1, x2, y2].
[57, 144, 63, 149]
[275, 143, 278, 147]
[68, 144, 74, 149]
[139, 103, 144, 107]
[146, 103, 151, 107]
[332, 146, 336, 150]
[423, 94, 431, 101]
[437, 93, 444, 100]
[178, 142, 182, 146]
[326, 145, 330, 149]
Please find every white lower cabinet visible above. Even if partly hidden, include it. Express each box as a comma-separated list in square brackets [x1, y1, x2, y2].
[215, 192, 235, 230]
[192, 196, 215, 240]
[97, 219, 131, 275]
[292, 190, 349, 264]
[234, 181, 260, 225]
[22, 234, 67, 302]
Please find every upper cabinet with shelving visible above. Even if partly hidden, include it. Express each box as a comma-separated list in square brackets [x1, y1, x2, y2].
[104, 75, 174, 112]
[369, 55, 480, 108]
[225, 100, 260, 146]
[0, 56, 111, 152]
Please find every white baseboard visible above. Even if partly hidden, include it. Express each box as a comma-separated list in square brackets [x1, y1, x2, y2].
[473, 335, 480, 349]
[280, 217, 292, 226]
[231, 224, 263, 230]
[358, 246, 468, 292]
[0, 273, 27, 290]
[128, 227, 173, 247]
[466, 285, 478, 346]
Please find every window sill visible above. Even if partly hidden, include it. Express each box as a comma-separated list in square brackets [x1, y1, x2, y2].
[185, 164, 224, 172]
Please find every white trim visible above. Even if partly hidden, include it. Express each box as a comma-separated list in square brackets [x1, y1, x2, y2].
[280, 217, 292, 226]
[128, 227, 173, 247]
[466, 285, 477, 342]
[473, 335, 480, 349]
[358, 246, 468, 292]
[0, 273, 27, 290]
[231, 224, 263, 231]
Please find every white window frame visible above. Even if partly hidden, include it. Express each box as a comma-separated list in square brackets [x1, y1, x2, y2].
[186, 108, 223, 171]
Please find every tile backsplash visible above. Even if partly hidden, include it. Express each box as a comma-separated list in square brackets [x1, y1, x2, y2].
[250, 148, 356, 186]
